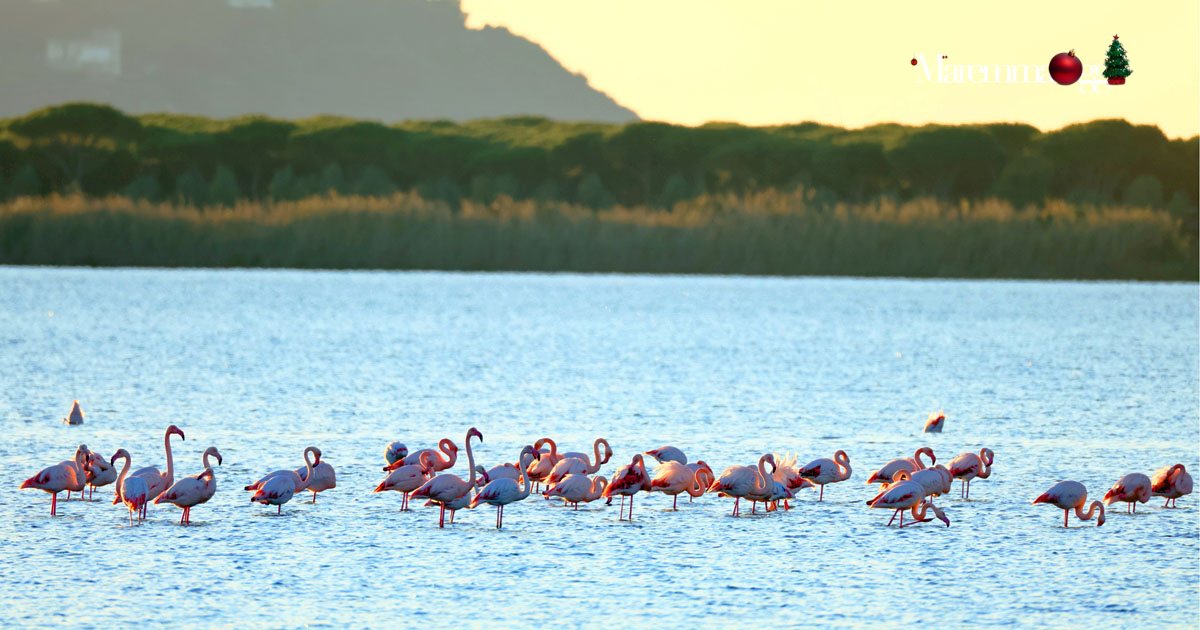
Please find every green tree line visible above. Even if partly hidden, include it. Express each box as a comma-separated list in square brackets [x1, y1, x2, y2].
[0, 103, 1195, 224]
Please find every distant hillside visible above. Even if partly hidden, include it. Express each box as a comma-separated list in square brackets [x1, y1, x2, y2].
[0, 0, 638, 122]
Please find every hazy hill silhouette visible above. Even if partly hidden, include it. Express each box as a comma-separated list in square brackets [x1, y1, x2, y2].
[0, 0, 638, 122]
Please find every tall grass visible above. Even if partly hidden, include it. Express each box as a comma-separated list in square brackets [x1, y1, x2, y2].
[0, 191, 1193, 280]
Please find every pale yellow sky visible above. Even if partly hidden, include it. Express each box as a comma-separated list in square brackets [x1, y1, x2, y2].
[462, 0, 1200, 138]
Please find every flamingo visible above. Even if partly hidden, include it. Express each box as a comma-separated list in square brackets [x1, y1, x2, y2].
[1103, 473, 1152, 514]
[424, 492, 473, 525]
[295, 455, 336, 503]
[547, 438, 613, 485]
[250, 447, 319, 515]
[708, 454, 774, 517]
[476, 461, 522, 485]
[375, 452, 435, 511]
[63, 400, 85, 425]
[798, 450, 853, 501]
[947, 448, 994, 499]
[63, 444, 90, 500]
[526, 437, 563, 492]
[602, 454, 651, 521]
[747, 457, 793, 514]
[131, 424, 186, 503]
[110, 449, 148, 525]
[385, 442, 408, 466]
[155, 446, 222, 525]
[866, 447, 935, 486]
[19, 447, 89, 515]
[909, 464, 953, 506]
[84, 450, 118, 500]
[389, 439, 458, 474]
[1033, 480, 1105, 527]
[923, 411, 945, 433]
[645, 445, 687, 465]
[772, 454, 814, 509]
[545, 474, 608, 509]
[649, 461, 714, 510]
[685, 461, 715, 503]
[1151, 464, 1193, 508]
[410, 427, 483, 528]
[867, 471, 950, 527]
[470, 445, 539, 528]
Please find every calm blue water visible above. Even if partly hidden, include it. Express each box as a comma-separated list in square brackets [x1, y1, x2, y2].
[0, 268, 1197, 627]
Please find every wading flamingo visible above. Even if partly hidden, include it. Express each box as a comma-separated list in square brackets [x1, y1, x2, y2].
[645, 446, 687, 465]
[110, 449, 148, 525]
[923, 411, 945, 433]
[20, 447, 89, 515]
[296, 455, 336, 503]
[1033, 480, 1105, 528]
[747, 457, 793, 513]
[650, 461, 714, 510]
[155, 446, 223, 525]
[909, 464, 953, 506]
[867, 447, 935, 486]
[526, 438, 563, 492]
[1151, 464, 1193, 508]
[63, 400, 85, 425]
[131, 424, 186, 502]
[63, 444, 91, 500]
[708, 454, 774, 517]
[375, 452, 434, 511]
[85, 450, 118, 500]
[772, 454, 814, 509]
[798, 450, 853, 501]
[545, 474, 607, 509]
[476, 461, 522, 484]
[602, 454, 651, 520]
[947, 448, 994, 499]
[867, 471, 950, 527]
[385, 442, 408, 466]
[393, 439, 458, 473]
[410, 427, 483, 528]
[1103, 472, 1152, 514]
[547, 438, 613, 485]
[470, 445, 539, 528]
[250, 447, 319, 515]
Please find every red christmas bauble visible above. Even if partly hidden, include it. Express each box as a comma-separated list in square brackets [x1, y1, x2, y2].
[1049, 50, 1083, 85]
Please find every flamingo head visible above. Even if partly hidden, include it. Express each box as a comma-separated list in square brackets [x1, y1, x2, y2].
[980, 448, 995, 466]
[930, 503, 950, 527]
[110, 448, 130, 467]
[600, 441, 614, 463]
[892, 470, 911, 483]
[167, 425, 186, 440]
[467, 427, 483, 443]
[917, 446, 935, 465]
[696, 460, 713, 475]
[206, 447, 224, 466]
[311, 447, 323, 465]
[1096, 504, 1106, 527]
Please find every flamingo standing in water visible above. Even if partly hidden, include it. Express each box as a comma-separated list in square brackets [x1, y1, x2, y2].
[1151, 464, 1193, 508]
[947, 448, 994, 499]
[384, 442, 408, 466]
[866, 471, 950, 528]
[545, 474, 608, 509]
[1033, 480, 1105, 527]
[296, 455, 336, 503]
[131, 424, 185, 504]
[476, 461, 522, 485]
[645, 445, 687, 465]
[649, 461, 714, 510]
[470, 445, 539, 528]
[923, 411, 945, 433]
[63, 444, 91, 501]
[1103, 472, 1152, 514]
[602, 454, 651, 520]
[909, 464, 953, 506]
[249, 447, 319, 515]
[526, 437, 564, 492]
[547, 438, 613, 486]
[397, 439, 458, 474]
[866, 447, 935, 486]
[19, 447, 89, 515]
[110, 449, 148, 525]
[772, 454, 814, 509]
[798, 450, 853, 501]
[375, 452, 434, 511]
[708, 454, 774, 517]
[155, 446, 223, 525]
[411, 427, 483, 528]
[84, 450, 118, 500]
[747, 457, 793, 514]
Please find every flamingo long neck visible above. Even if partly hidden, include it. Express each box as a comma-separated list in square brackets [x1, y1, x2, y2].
[438, 440, 457, 469]
[585, 439, 603, 472]
[976, 450, 992, 479]
[913, 449, 931, 470]
[912, 500, 929, 520]
[1075, 500, 1102, 522]
[517, 454, 534, 499]
[202, 450, 215, 471]
[754, 456, 771, 494]
[114, 453, 131, 499]
[464, 434, 478, 488]
[589, 477, 607, 501]
[687, 469, 712, 497]
[298, 449, 316, 491]
[836, 452, 852, 481]
[163, 430, 177, 484]
[637, 456, 650, 490]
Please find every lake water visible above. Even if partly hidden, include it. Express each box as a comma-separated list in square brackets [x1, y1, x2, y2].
[0, 268, 1197, 627]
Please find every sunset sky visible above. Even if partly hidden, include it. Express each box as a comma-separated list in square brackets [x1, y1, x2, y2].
[462, 0, 1199, 138]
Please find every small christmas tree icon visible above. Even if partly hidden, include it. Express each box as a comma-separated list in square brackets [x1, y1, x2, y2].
[1103, 34, 1132, 85]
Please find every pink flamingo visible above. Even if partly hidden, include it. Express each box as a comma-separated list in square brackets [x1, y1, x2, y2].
[295, 456, 336, 503]
[525, 437, 563, 492]
[84, 450, 117, 500]
[866, 471, 950, 527]
[1033, 480, 1105, 527]
[909, 464, 953, 506]
[947, 448, 994, 499]
[375, 452, 435, 511]
[645, 445, 687, 465]
[250, 447, 319, 515]
[923, 411, 945, 433]
[547, 438, 613, 485]
[798, 450, 852, 501]
[772, 454, 814, 509]
[63, 444, 90, 500]
[545, 474, 608, 509]
[391, 439, 458, 473]
[1103, 472, 1152, 514]
[19, 447, 89, 515]
[469, 445, 539, 528]
[410, 427, 483, 528]
[649, 461, 714, 510]
[155, 446, 223, 525]
[131, 424, 185, 503]
[602, 454, 651, 520]
[245, 447, 321, 493]
[866, 447, 935, 486]
[708, 454, 774, 517]
[1151, 464, 1193, 508]
[110, 449, 148, 525]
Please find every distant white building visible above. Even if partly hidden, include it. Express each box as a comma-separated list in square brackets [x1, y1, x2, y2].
[46, 28, 121, 75]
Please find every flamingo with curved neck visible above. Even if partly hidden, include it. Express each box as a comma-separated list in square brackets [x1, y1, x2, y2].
[156, 446, 223, 525]
[866, 447, 934, 486]
[601, 454, 651, 521]
[948, 448, 994, 499]
[391, 439, 458, 473]
[547, 438, 614, 485]
[526, 437, 562, 491]
[798, 450, 852, 501]
[250, 447, 319, 514]
[470, 446, 538, 528]
[131, 424, 185, 503]
[410, 427, 483, 528]
[1033, 480, 1105, 528]
[110, 448, 148, 525]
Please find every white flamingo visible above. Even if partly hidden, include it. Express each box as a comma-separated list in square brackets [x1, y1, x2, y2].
[909, 464, 953, 506]
[245, 447, 321, 493]
[649, 461, 714, 510]
[295, 456, 336, 503]
[470, 445, 539, 528]
[250, 447, 319, 515]
[547, 438, 613, 485]
[708, 454, 774, 517]
[867, 471, 950, 527]
[110, 449, 149, 525]
[155, 446, 223, 525]
[131, 424, 186, 502]
[410, 427, 483, 528]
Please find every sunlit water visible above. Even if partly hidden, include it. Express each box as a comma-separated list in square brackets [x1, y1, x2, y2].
[0, 268, 1197, 627]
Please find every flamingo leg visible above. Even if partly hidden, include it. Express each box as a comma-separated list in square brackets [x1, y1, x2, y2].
[312, 492, 317, 504]
[673, 495, 678, 511]
[277, 504, 281, 515]
[439, 504, 445, 528]
[51, 492, 57, 516]
[1063, 510, 1068, 528]
[887, 509, 898, 526]
[629, 494, 634, 521]
[733, 497, 740, 517]
[966, 479, 971, 499]
[819, 485, 825, 502]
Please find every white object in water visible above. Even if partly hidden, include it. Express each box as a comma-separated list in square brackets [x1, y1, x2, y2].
[63, 400, 85, 425]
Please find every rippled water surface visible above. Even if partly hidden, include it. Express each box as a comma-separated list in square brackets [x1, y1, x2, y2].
[0, 268, 1197, 627]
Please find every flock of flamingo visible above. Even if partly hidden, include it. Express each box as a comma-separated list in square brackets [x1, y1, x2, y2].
[19, 410, 1194, 529]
